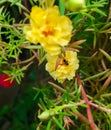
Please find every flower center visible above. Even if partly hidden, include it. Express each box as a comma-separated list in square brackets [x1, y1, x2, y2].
[42, 24, 55, 37]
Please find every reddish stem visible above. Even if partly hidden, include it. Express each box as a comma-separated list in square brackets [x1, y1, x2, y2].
[76, 72, 96, 130]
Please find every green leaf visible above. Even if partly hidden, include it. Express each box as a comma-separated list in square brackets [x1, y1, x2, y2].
[53, 117, 65, 130]
[46, 119, 52, 130]
[91, 8, 106, 16]
[99, 49, 111, 62]
[59, 0, 65, 15]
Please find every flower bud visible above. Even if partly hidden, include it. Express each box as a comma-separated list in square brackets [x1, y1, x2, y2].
[38, 109, 57, 120]
[0, 74, 14, 88]
[38, 110, 50, 120]
[62, 0, 86, 12]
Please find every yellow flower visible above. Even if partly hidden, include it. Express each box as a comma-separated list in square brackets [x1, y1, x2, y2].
[45, 50, 79, 83]
[23, 6, 73, 55]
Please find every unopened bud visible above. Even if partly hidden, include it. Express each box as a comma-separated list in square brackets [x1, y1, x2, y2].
[62, 0, 86, 12]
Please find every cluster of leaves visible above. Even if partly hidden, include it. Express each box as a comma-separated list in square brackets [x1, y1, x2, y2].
[0, 87, 39, 130]
[0, 0, 111, 130]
